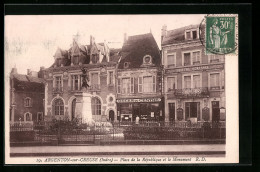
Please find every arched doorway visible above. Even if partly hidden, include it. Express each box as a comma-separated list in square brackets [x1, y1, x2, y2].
[71, 98, 76, 120]
[109, 110, 115, 122]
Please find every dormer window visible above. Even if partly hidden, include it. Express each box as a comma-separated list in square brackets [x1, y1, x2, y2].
[57, 59, 62, 67]
[143, 55, 152, 65]
[124, 62, 130, 69]
[185, 29, 199, 40]
[73, 56, 79, 65]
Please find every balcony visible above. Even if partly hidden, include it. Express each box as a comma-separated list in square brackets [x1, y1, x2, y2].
[53, 87, 63, 94]
[89, 84, 101, 91]
[174, 87, 209, 98]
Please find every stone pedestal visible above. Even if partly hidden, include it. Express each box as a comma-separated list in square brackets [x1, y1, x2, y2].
[82, 92, 94, 125]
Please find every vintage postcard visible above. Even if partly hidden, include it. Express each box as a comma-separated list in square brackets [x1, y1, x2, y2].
[4, 14, 239, 164]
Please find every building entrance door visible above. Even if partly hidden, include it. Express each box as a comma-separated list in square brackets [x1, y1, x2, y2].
[109, 110, 115, 122]
[168, 103, 175, 122]
[71, 99, 76, 120]
[212, 101, 220, 121]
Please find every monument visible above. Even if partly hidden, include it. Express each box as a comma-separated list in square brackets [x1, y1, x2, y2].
[81, 67, 95, 125]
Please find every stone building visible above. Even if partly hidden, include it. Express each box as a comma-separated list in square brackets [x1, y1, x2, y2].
[116, 33, 163, 122]
[161, 24, 226, 123]
[43, 36, 120, 122]
[9, 67, 45, 123]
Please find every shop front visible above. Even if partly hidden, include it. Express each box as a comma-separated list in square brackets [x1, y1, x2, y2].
[116, 97, 164, 122]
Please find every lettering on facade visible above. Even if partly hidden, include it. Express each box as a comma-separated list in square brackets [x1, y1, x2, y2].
[116, 98, 161, 103]
[165, 64, 224, 74]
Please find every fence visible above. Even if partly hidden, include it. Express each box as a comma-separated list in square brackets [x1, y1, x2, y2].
[10, 120, 225, 145]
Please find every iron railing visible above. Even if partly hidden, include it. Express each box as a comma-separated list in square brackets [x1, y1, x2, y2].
[174, 87, 209, 98]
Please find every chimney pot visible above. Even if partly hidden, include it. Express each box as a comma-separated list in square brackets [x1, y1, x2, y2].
[27, 69, 31, 75]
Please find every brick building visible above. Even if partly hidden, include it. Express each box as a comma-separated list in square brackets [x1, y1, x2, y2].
[161, 24, 226, 123]
[116, 33, 163, 122]
[10, 67, 45, 123]
[43, 36, 120, 122]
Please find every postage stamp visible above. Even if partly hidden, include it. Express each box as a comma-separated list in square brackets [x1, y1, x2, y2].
[204, 14, 238, 55]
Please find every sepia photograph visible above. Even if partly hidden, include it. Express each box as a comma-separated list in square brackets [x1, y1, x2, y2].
[4, 14, 239, 164]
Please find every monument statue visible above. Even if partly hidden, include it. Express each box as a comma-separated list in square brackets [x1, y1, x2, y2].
[81, 67, 90, 91]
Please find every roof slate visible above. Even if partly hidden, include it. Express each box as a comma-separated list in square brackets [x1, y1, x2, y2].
[118, 33, 161, 69]
[162, 24, 202, 45]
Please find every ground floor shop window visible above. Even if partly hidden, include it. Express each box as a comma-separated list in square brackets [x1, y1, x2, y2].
[185, 102, 200, 120]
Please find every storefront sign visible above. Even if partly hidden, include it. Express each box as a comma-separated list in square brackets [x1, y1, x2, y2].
[165, 64, 224, 74]
[116, 98, 161, 103]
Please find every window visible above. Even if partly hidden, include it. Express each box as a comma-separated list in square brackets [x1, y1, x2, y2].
[185, 102, 200, 119]
[108, 71, 114, 85]
[91, 97, 101, 115]
[193, 75, 200, 88]
[130, 77, 134, 93]
[124, 62, 129, 68]
[122, 78, 130, 94]
[117, 79, 121, 94]
[167, 77, 176, 92]
[184, 53, 191, 66]
[184, 76, 191, 88]
[143, 76, 156, 93]
[209, 55, 220, 63]
[210, 73, 220, 90]
[54, 99, 64, 116]
[73, 56, 79, 65]
[167, 54, 176, 67]
[192, 51, 201, 65]
[37, 112, 43, 122]
[54, 76, 62, 91]
[56, 59, 62, 67]
[186, 31, 191, 39]
[143, 55, 152, 64]
[71, 75, 81, 90]
[24, 97, 32, 107]
[137, 77, 142, 93]
[92, 54, 99, 64]
[192, 30, 197, 39]
[186, 29, 198, 40]
[183, 75, 201, 89]
[24, 112, 32, 121]
[183, 50, 201, 66]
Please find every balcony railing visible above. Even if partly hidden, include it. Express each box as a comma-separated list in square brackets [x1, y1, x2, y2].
[53, 87, 63, 93]
[89, 84, 100, 91]
[174, 87, 209, 98]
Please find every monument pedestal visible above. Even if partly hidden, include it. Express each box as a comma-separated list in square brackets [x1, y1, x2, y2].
[82, 92, 94, 125]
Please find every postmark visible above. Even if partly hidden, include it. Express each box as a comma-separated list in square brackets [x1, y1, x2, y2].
[200, 14, 238, 55]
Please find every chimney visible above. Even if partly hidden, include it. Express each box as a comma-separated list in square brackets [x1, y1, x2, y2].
[90, 35, 95, 45]
[11, 67, 17, 74]
[124, 33, 128, 44]
[161, 24, 167, 41]
[27, 69, 31, 76]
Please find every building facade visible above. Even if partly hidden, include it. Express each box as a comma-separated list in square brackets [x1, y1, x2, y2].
[161, 24, 226, 123]
[43, 36, 120, 122]
[116, 33, 163, 122]
[10, 67, 45, 123]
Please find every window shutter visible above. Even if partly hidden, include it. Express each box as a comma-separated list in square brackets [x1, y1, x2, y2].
[138, 77, 143, 93]
[24, 98, 26, 107]
[130, 77, 134, 93]
[117, 79, 121, 94]
[153, 76, 156, 92]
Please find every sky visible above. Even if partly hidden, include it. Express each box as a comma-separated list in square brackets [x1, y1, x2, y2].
[5, 15, 205, 74]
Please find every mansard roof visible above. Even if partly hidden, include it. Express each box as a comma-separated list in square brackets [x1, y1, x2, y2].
[162, 24, 204, 46]
[11, 74, 45, 92]
[118, 33, 161, 69]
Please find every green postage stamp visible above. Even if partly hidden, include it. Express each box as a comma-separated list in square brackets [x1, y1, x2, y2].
[205, 14, 238, 55]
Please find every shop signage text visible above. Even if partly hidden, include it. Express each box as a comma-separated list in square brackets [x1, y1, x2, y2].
[165, 64, 224, 74]
[117, 98, 161, 103]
